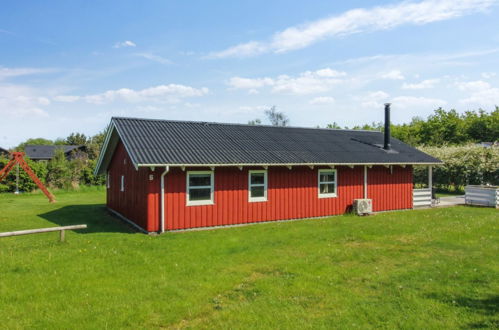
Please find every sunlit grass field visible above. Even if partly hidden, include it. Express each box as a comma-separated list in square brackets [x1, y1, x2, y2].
[0, 187, 497, 328]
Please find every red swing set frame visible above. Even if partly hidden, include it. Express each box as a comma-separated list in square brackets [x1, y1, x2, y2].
[0, 152, 55, 203]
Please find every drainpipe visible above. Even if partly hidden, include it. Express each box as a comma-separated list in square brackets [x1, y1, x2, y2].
[160, 166, 170, 233]
[364, 165, 368, 199]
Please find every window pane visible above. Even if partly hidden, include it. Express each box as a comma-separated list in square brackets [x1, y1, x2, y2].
[189, 188, 211, 201]
[250, 173, 265, 185]
[320, 183, 335, 194]
[320, 173, 335, 182]
[189, 174, 211, 187]
[250, 186, 265, 198]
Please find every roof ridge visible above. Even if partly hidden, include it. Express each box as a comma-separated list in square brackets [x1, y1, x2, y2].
[111, 116, 382, 133]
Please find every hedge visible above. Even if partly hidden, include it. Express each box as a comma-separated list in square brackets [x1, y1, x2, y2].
[414, 145, 499, 191]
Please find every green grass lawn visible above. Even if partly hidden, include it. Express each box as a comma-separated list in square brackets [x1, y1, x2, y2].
[435, 191, 465, 198]
[0, 188, 497, 329]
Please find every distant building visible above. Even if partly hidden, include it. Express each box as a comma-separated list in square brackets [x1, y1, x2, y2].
[475, 142, 498, 148]
[24, 145, 86, 161]
[0, 147, 9, 157]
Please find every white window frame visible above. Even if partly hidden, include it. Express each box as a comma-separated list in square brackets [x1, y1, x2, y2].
[186, 170, 214, 206]
[248, 170, 268, 202]
[120, 175, 125, 192]
[318, 169, 337, 198]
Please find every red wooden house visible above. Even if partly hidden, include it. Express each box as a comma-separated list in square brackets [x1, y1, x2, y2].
[95, 106, 441, 233]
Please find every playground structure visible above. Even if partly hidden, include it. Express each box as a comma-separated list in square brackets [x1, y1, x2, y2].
[0, 152, 55, 203]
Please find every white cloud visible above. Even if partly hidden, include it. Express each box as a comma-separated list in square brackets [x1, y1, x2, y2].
[210, 0, 497, 58]
[114, 40, 136, 48]
[380, 70, 405, 80]
[460, 88, 499, 108]
[457, 80, 499, 107]
[228, 77, 274, 90]
[315, 68, 347, 78]
[208, 41, 267, 58]
[368, 91, 390, 100]
[228, 68, 346, 95]
[361, 91, 390, 108]
[0, 67, 54, 80]
[53, 95, 80, 102]
[360, 92, 446, 110]
[309, 96, 335, 105]
[134, 53, 172, 64]
[238, 105, 269, 112]
[402, 78, 440, 89]
[0, 84, 50, 118]
[456, 80, 491, 92]
[391, 96, 447, 108]
[55, 84, 209, 105]
[481, 72, 496, 79]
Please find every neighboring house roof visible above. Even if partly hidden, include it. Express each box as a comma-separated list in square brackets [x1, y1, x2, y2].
[475, 142, 498, 148]
[0, 147, 9, 156]
[95, 117, 441, 175]
[24, 145, 85, 160]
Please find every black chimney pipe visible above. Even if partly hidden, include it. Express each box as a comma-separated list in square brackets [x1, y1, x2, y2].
[384, 103, 391, 150]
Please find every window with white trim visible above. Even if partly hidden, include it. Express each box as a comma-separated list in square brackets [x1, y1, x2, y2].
[249, 170, 267, 202]
[120, 175, 125, 192]
[318, 169, 337, 198]
[187, 171, 214, 206]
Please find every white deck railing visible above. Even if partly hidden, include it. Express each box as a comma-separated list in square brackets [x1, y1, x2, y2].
[413, 188, 432, 208]
[465, 185, 499, 208]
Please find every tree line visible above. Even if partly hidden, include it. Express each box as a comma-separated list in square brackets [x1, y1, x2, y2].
[326, 107, 499, 146]
[253, 106, 498, 146]
[0, 130, 106, 192]
[1, 107, 497, 193]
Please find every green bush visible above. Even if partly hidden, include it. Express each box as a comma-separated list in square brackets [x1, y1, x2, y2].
[0, 155, 48, 193]
[415, 145, 499, 191]
[0, 152, 104, 193]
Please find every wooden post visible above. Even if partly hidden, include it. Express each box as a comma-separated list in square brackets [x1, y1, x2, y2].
[15, 163, 19, 195]
[0, 224, 87, 241]
[428, 166, 433, 189]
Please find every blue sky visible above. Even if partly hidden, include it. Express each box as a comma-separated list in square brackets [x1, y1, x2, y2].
[1, 0, 499, 147]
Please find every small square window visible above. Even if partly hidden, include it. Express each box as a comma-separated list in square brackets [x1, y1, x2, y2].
[187, 171, 214, 206]
[318, 169, 337, 198]
[249, 170, 267, 202]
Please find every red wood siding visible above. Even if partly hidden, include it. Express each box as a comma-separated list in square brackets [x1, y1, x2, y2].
[107, 142, 159, 232]
[106, 144, 413, 232]
[165, 166, 368, 230]
[367, 165, 413, 212]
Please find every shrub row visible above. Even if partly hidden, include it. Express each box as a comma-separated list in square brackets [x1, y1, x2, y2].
[0, 149, 104, 193]
[414, 145, 499, 191]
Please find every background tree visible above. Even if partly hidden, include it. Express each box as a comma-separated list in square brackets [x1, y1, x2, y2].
[265, 106, 289, 126]
[46, 148, 71, 189]
[15, 138, 54, 151]
[326, 122, 341, 129]
[66, 132, 88, 145]
[248, 119, 262, 125]
[0, 155, 48, 193]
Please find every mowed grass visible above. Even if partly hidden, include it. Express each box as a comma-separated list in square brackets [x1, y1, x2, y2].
[0, 188, 498, 329]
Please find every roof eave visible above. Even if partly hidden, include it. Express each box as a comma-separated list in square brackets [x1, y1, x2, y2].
[136, 161, 442, 168]
[94, 120, 140, 176]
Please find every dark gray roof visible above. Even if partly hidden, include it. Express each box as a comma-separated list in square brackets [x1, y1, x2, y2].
[24, 145, 84, 160]
[0, 147, 9, 155]
[95, 117, 441, 174]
